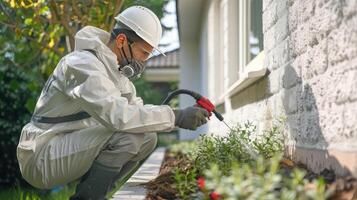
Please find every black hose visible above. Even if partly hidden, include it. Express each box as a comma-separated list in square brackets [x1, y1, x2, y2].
[161, 89, 202, 105]
[162, 89, 225, 122]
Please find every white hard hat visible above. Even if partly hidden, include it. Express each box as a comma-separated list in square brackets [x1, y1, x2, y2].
[115, 6, 166, 56]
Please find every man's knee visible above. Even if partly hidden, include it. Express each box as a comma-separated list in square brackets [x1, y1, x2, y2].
[95, 132, 156, 167]
[131, 132, 157, 162]
[143, 132, 158, 153]
[104, 132, 145, 155]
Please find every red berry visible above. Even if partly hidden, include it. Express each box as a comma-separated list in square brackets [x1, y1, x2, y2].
[210, 191, 220, 200]
[197, 177, 205, 190]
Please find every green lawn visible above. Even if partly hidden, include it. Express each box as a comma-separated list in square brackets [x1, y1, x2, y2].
[0, 184, 76, 200]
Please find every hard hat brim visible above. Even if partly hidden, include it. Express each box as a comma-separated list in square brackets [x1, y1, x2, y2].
[155, 47, 166, 56]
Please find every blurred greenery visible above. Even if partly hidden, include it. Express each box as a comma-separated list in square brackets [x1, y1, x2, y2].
[132, 76, 164, 105]
[0, 0, 173, 191]
[0, 184, 76, 200]
[0, 0, 167, 78]
[0, 64, 39, 189]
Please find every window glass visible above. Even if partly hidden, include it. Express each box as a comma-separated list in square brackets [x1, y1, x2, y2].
[249, 0, 263, 61]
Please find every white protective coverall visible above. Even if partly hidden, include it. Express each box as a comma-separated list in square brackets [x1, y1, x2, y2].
[17, 26, 176, 189]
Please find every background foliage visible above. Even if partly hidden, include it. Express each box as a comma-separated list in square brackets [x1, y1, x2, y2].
[0, 0, 171, 189]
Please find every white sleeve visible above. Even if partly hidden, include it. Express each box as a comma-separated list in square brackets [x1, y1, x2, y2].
[63, 58, 175, 133]
[127, 81, 144, 106]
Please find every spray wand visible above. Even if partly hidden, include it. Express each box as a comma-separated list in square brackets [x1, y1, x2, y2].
[162, 89, 258, 158]
[162, 89, 233, 131]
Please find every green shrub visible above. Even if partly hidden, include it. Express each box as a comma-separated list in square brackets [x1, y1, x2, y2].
[173, 166, 198, 200]
[0, 65, 39, 188]
[171, 121, 329, 199]
[203, 155, 328, 200]
[195, 121, 284, 175]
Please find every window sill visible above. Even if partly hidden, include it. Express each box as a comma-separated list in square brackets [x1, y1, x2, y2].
[220, 51, 267, 99]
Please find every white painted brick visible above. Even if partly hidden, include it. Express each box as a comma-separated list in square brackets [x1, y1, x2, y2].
[311, 38, 328, 76]
[255, 101, 268, 121]
[299, 48, 314, 80]
[267, 37, 290, 70]
[263, 0, 274, 12]
[285, 113, 300, 142]
[288, 1, 299, 31]
[299, 110, 325, 146]
[272, 91, 286, 117]
[215, 0, 357, 178]
[276, 37, 290, 69]
[342, 0, 357, 18]
[327, 15, 357, 66]
[349, 61, 357, 102]
[262, 98, 273, 120]
[275, 11, 289, 44]
[263, 0, 277, 33]
[298, 0, 316, 23]
[311, 0, 343, 42]
[265, 50, 272, 70]
[289, 53, 302, 76]
[289, 22, 311, 57]
[282, 63, 301, 89]
[300, 84, 319, 112]
[343, 101, 357, 139]
[288, 0, 315, 31]
[282, 85, 300, 114]
[268, 68, 281, 95]
[320, 103, 345, 143]
[263, 24, 276, 52]
[276, 0, 288, 18]
[333, 68, 353, 105]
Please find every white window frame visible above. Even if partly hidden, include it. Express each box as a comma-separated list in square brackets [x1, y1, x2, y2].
[208, 0, 225, 105]
[218, 0, 267, 101]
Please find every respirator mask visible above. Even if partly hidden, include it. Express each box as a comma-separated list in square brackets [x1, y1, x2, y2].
[117, 38, 146, 80]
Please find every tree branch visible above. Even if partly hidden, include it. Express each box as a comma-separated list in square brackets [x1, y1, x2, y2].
[0, 21, 16, 29]
[104, 0, 112, 29]
[109, 0, 123, 31]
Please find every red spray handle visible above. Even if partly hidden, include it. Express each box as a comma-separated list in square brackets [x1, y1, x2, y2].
[162, 89, 224, 121]
[196, 97, 224, 121]
[197, 97, 214, 117]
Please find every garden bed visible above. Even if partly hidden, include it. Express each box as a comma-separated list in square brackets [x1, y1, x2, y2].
[144, 122, 357, 200]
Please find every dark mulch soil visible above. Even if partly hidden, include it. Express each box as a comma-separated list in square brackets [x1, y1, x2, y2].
[145, 150, 357, 200]
[144, 151, 192, 200]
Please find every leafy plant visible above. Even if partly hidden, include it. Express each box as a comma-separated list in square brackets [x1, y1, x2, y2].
[203, 154, 329, 200]
[169, 121, 330, 199]
[173, 166, 198, 200]
[194, 121, 284, 175]
[251, 120, 285, 158]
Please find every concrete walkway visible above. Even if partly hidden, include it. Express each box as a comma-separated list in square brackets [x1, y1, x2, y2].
[111, 147, 166, 200]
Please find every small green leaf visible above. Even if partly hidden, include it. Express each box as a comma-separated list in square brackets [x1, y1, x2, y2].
[24, 18, 32, 25]
[25, 98, 36, 112]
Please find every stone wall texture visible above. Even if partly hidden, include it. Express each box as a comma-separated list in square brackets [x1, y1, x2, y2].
[214, 0, 357, 177]
[265, 0, 357, 176]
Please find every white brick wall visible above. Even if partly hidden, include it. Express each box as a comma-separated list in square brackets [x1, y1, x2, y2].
[179, 0, 357, 177]
[276, 0, 356, 176]
[222, 0, 357, 176]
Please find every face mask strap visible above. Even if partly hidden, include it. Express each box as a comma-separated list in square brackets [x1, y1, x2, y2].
[127, 39, 135, 63]
[120, 46, 130, 65]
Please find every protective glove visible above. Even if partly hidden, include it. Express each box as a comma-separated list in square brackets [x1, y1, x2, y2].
[173, 106, 209, 130]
